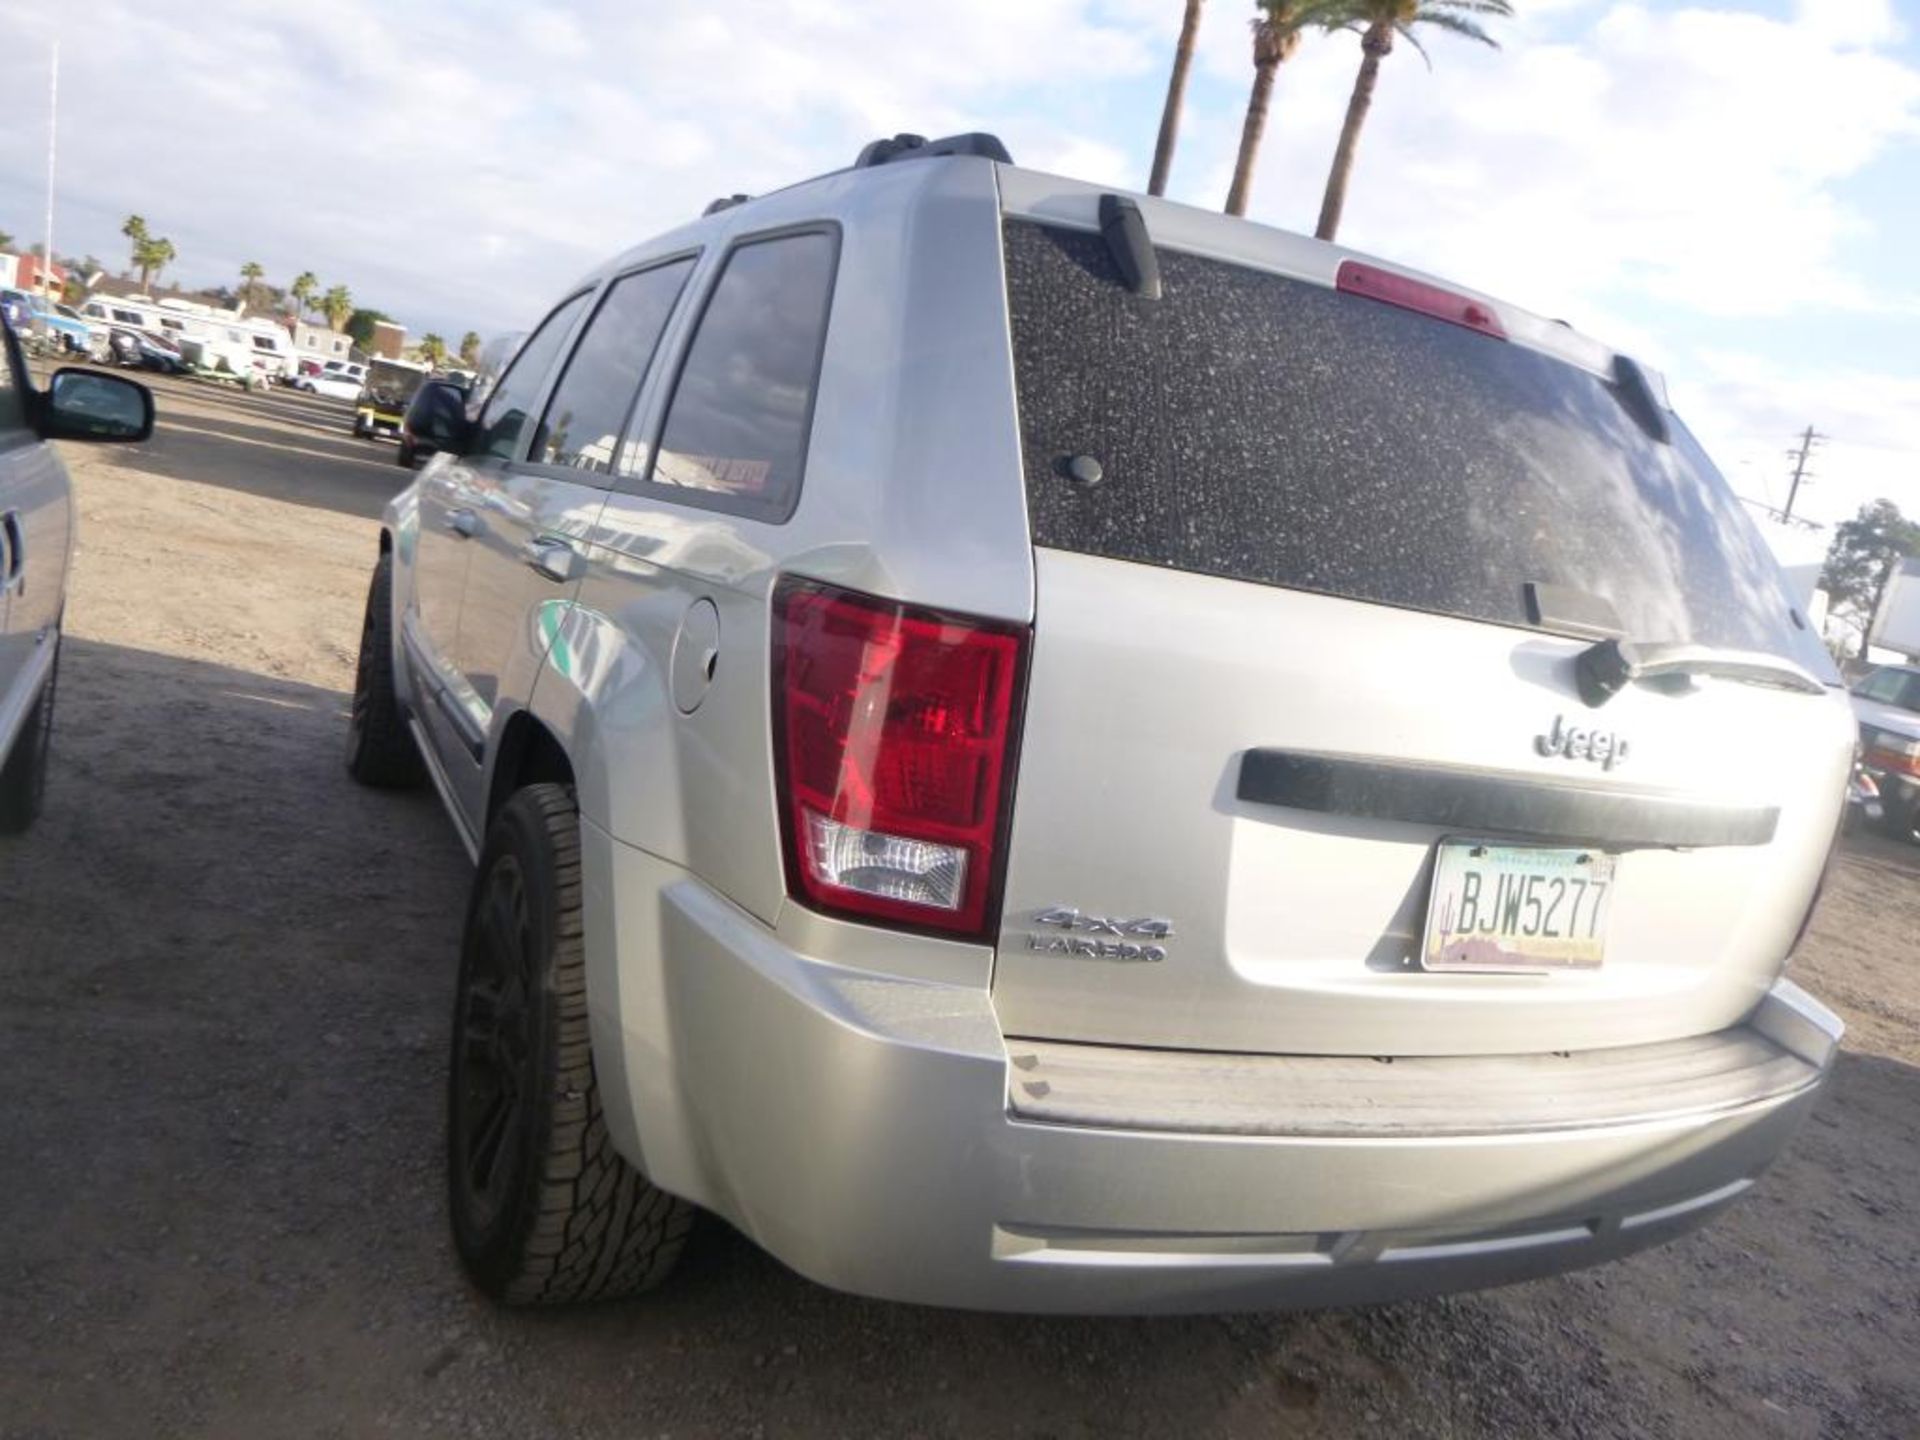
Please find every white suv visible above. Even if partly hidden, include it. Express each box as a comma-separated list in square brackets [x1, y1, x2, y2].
[349, 133, 1852, 1314]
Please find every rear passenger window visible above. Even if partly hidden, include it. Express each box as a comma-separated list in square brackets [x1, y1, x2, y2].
[533, 258, 694, 476]
[475, 291, 590, 460]
[640, 230, 837, 520]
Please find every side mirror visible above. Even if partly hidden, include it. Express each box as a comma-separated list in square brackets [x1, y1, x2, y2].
[41, 367, 154, 443]
[407, 380, 472, 458]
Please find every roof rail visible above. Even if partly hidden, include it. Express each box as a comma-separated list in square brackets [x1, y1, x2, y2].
[853, 132, 1013, 169]
[703, 194, 752, 216]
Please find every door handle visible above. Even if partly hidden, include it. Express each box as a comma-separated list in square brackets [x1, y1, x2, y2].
[443, 507, 480, 538]
[522, 535, 583, 584]
[1, 511, 21, 596]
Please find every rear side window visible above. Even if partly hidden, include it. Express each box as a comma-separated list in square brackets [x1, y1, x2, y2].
[533, 258, 694, 476]
[475, 291, 590, 460]
[1002, 220, 1831, 674]
[640, 229, 837, 521]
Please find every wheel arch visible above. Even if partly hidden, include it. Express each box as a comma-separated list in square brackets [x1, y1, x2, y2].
[487, 710, 577, 836]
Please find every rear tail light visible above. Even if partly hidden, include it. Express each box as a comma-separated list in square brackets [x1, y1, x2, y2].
[1336, 260, 1507, 340]
[772, 576, 1028, 939]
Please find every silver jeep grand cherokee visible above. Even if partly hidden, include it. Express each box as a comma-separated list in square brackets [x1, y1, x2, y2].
[349, 133, 1852, 1314]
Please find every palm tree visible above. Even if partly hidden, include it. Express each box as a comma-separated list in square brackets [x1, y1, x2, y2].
[458, 330, 482, 368]
[321, 284, 353, 334]
[1148, 0, 1207, 197]
[1313, 0, 1511, 242]
[290, 270, 319, 320]
[1224, 1, 1327, 216]
[418, 333, 448, 368]
[135, 236, 176, 293]
[0, 230, 13, 252]
[122, 214, 149, 282]
[239, 260, 265, 312]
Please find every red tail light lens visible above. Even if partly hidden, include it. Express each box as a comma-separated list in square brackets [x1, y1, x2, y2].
[773, 576, 1028, 939]
[1336, 260, 1507, 340]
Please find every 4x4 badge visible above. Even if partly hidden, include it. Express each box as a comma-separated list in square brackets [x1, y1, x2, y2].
[1536, 714, 1630, 771]
[1025, 907, 1172, 962]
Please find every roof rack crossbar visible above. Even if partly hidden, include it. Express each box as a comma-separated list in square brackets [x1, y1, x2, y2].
[853, 132, 1013, 169]
[703, 194, 753, 216]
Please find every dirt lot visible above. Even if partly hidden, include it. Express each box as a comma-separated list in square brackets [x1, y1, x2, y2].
[1, 373, 1916, 1440]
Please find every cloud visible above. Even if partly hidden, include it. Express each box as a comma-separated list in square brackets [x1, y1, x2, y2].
[0, 0, 1152, 335]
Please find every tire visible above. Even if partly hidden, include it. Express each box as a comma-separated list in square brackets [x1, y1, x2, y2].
[344, 553, 424, 788]
[0, 645, 58, 835]
[352, 413, 370, 438]
[396, 437, 416, 469]
[447, 784, 694, 1304]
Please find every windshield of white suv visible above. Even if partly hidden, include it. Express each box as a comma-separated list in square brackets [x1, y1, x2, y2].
[1002, 220, 1836, 680]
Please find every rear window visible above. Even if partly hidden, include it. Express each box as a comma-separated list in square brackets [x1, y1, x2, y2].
[1002, 220, 1830, 674]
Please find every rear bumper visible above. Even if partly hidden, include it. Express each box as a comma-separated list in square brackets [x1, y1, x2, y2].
[589, 836, 1841, 1314]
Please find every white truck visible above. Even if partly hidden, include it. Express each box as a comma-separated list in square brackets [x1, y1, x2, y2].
[1870, 555, 1920, 659]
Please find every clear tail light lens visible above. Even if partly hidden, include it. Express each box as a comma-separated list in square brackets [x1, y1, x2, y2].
[773, 576, 1028, 939]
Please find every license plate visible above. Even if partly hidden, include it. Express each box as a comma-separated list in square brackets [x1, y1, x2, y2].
[1421, 841, 1616, 973]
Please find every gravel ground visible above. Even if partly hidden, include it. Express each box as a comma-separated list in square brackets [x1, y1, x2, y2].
[1, 374, 1916, 1439]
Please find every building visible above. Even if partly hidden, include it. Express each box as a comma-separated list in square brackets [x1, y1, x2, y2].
[370, 319, 406, 360]
[289, 319, 353, 363]
[0, 252, 65, 296]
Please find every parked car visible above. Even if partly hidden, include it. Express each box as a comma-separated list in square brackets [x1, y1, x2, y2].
[107, 326, 187, 374]
[347, 132, 1851, 1315]
[1850, 663, 1920, 842]
[0, 318, 154, 833]
[301, 372, 364, 402]
[0, 289, 96, 358]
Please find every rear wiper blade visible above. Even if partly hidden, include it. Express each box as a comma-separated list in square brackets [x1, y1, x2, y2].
[1576, 638, 1827, 707]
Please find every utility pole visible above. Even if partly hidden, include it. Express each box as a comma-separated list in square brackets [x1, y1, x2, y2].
[1783, 424, 1826, 521]
[42, 42, 58, 300]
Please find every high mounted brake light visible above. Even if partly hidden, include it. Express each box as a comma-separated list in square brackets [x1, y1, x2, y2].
[773, 576, 1028, 940]
[1336, 260, 1507, 340]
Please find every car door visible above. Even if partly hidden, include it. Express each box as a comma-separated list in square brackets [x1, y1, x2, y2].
[0, 323, 70, 753]
[405, 296, 592, 820]
[570, 229, 838, 912]
[455, 260, 702, 799]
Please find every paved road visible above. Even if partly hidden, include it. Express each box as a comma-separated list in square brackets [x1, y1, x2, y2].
[2, 373, 1916, 1439]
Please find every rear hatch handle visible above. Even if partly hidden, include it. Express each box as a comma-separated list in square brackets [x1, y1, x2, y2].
[1577, 638, 1828, 707]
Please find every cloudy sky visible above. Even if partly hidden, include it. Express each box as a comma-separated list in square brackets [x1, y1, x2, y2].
[1, 0, 1915, 533]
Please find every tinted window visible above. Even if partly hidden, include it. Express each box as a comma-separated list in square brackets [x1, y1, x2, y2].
[1003, 220, 1832, 675]
[533, 259, 693, 476]
[475, 292, 590, 461]
[642, 230, 836, 519]
[1862, 670, 1920, 710]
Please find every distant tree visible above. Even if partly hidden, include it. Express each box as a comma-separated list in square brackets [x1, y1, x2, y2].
[321, 284, 354, 333]
[1313, 0, 1512, 242]
[134, 236, 177, 293]
[458, 330, 482, 368]
[1822, 500, 1920, 658]
[60, 274, 85, 305]
[290, 270, 319, 320]
[418, 333, 449, 368]
[344, 307, 392, 349]
[239, 260, 265, 311]
[0, 229, 13, 251]
[121, 214, 149, 280]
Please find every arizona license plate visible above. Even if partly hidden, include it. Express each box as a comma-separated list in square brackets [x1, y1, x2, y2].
[1421, 841, 1616, 973]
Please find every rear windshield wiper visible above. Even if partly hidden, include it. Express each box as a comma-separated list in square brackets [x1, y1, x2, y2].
[1576, 638, 1827, 707]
